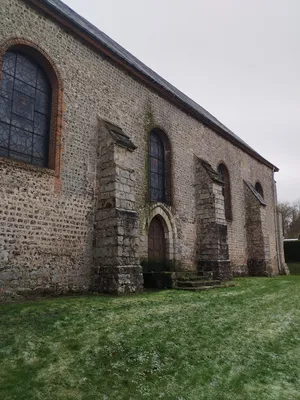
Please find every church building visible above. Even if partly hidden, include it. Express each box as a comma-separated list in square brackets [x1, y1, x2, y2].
[0, 0, 287, 297]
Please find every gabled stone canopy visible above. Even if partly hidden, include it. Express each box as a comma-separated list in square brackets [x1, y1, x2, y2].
[199, 159, 224, 185]
[102, 119, 137, 152]
[244, 180, 266, 206]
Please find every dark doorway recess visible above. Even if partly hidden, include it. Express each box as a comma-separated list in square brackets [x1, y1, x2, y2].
[148, 216, 166, 263]
[144, 216, 172, 289]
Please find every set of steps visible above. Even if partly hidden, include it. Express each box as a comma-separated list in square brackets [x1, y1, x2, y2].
[198, 265, 214, 280]
[173, 273, 234, 292]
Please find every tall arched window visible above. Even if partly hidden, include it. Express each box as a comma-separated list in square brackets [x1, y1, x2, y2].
[255, 182, 264, 198]
[218, 163, 232, 221]
[149, 129, 171, 204]
[0, 50, 51, 167]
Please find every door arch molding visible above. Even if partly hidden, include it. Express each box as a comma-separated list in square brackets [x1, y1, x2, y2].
[145, 204, 177, 262]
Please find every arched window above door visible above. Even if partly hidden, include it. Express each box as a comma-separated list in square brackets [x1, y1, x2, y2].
[148, 128, 172, 205]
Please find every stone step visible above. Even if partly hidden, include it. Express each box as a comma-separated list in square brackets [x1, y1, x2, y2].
[198, 271, 214, 278]
[173, 282, 235, 292]
[176, 280, 221, 288]
[198, 266, 213, 272]
[177, 272, 214, 281]
[176, 274, 205, 281]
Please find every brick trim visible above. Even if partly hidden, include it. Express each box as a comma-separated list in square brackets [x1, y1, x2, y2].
[0, 37, 63, 186]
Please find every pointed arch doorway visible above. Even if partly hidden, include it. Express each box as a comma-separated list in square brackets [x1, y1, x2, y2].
[145, 215, 169, 289]
[148, 216, 166, 265]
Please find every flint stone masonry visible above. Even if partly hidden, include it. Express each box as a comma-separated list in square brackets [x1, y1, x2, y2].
[0, 0, 287, 298]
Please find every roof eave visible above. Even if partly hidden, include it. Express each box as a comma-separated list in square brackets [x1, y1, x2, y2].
[26, 0, 279, 172]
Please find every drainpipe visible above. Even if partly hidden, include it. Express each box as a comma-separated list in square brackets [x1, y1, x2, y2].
[272, 167, 281, 274]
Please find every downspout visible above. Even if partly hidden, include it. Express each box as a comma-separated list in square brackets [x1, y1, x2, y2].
[272, 167, 281, 274]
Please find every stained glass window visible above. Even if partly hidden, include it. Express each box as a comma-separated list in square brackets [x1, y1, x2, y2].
[149, 131, 165, 203]
[0, 51, 51, 167]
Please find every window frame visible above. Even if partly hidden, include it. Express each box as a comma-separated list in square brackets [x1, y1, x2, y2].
[0, 50, 52, 167]
[0, 39, 63, 178]
[149, 131, 166, 203]
[148, 128, 172, 205]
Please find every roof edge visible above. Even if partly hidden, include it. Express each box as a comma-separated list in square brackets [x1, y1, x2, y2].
[25, 0, 279, 172]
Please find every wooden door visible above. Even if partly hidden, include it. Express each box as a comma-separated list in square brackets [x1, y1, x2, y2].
[148, 217, 166, 263]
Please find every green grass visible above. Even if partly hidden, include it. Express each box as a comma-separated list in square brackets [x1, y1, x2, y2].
[1, 276, 300, 400]
[288, 262, 300, 275]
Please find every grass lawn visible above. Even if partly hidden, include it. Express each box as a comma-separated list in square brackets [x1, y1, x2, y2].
[1, 276, 300, 400]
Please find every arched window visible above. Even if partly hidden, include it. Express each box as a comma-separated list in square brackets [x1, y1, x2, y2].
[218, 163, 232, 221]
[255, 182, 264, 198]
[149, 129, 171, 204]
[0, 50, 51, 167]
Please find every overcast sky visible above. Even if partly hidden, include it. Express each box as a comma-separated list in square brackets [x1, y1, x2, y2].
[64, 0, 300, 202]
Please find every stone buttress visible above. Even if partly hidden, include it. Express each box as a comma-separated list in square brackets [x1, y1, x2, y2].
[93, 119, 143, 293]
[195, 158, 232, 280]
[244, 181, 272, 276]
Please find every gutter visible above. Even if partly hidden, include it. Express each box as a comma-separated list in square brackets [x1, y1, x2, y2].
[272, 168, 281, 274]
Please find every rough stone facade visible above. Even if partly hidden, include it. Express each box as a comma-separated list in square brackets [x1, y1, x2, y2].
[195, 158, 231, 281]
[244, 181, 272, 276]
[0, 0, 287, 298]
[93, 119, 143, 294]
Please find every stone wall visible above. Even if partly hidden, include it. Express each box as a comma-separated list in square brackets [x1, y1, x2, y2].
[244, 181, 273, 276]
[0, 0, 283, 297]
[93, 119, 143, 293]
[0, 158, 94, 297]
[195, 158, 231, 280]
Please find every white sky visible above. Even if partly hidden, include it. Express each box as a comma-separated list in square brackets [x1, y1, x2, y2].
[64, 0, 300, 202]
